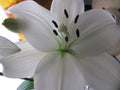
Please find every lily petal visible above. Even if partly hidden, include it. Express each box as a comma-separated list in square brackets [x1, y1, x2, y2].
[92, 0, 120, 25]
[50, 0, 84, 25]
[1, 41, 45, 78]
[9, 1, 58, 52]
[92, 0, 120, 8]
[72, 9, 120, 57]
[107, 8, 120, 25]
[9, 0, 56, 25]
[34, 53, 86, 90]
[0, 36, 20, 59]
[80, 53, 120, 90]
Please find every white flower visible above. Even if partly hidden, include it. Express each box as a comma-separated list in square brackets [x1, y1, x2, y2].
[92, 0, 120, 25]
[1, 0, 120, 90]
[92, 0, 120, 58]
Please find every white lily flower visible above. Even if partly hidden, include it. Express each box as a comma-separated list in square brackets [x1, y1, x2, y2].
[1, 0, 120, 90]
[92, 0, 120, 57]
[1, 40, 45, 78]
[92, 0, 120, 25]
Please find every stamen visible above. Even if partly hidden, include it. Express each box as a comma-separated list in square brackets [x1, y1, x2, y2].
[64, 9, 69, 18]
[65, 36, 68, 42]
[52, 20, 58, 28]
[74, 15, 79, 24]
[53, 30, 58, 36]
[76, 29, 80, 37]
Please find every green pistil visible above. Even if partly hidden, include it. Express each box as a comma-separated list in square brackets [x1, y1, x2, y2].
[59, 24, 69, 36]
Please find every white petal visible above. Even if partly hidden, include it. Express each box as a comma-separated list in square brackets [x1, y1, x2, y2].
[92, 0, 120, 25]
[9, 1, 58, 52]
[71, 9, 120, 57]
[1, 41, 45, 78]
[50, 0, 84, 25]
[34, 53, 86, 90]
[0, 36, 20, 59]
[107, 8, 120, 25]
[9, 0, 55, 25]
[92, 0, 120, 8]
[79, 53, 120, 90]
[16, 41, 37, 51]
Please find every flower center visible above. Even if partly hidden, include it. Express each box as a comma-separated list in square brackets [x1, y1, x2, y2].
[52, 23, 70, 49]
[52, 22, 80, 55]
[51, 9, 81, 56]
[59, 23, 69, 42]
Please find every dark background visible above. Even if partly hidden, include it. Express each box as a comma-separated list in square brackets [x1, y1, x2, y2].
[34, 0, 92, 10]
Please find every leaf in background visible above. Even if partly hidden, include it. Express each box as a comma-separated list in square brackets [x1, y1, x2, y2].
[17, 80, 34, 90]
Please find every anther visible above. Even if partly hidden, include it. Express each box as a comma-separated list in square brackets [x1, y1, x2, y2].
[64, 9, 69, 18]
[74, 15, 79, 24]
[65, 36, 68, 42]
[52, 20, 58, 28]
[76, 29, 80, 37]
[53, 30, 58, 36]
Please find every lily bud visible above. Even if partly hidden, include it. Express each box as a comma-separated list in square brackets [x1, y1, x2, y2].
[2, 18, 20, 33]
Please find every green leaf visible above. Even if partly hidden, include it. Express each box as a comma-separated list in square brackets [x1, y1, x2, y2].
[2, 18, 20, 33]
[17, 80, 34, 90]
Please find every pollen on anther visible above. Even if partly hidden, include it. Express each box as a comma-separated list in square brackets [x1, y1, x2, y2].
[53, 30, 58, 36]
[64, 9, 69, 18]
[52, 20, 58, 28]
[76, 29, 80, 37]
[74, 15, 79, 24]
